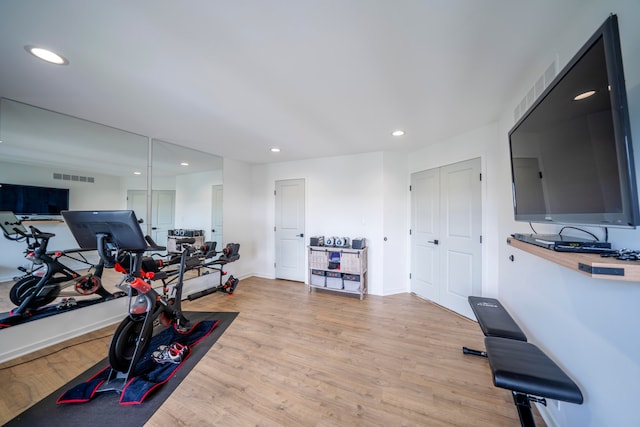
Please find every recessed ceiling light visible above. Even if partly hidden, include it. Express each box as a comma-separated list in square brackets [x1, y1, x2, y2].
[271, 148, 281, 153]
[133, 171, 142, 175]
[391, 130, 405, 137]
[180, 162, 189, 166]
[25, 45, 68, 65]
[574, 90, 596, 101]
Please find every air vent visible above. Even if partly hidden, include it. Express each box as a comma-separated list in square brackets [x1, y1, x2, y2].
[514, 58, 558, 122]
[53, 173, 95, 183]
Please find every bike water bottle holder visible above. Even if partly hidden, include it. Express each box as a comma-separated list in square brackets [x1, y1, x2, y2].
[129, 293, 151, 315]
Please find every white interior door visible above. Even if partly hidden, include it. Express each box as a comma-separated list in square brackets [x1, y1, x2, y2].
[127, 189, 175, 246]
[127, 190, 148, 235]
[275, 179, 305, 281]
[512, 157, 546, 214]
[210, 184, 223, 249]
[152, 190, 175, 247]
[127, 190, 147, 219]
[439, 159, 482, 318]
[410, 158, 482, 319]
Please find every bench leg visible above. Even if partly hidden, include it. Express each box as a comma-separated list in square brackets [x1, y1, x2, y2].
[462, 346, 487, 357]
[513, 391, 548, 427]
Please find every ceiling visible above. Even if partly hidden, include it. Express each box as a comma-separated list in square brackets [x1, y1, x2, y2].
[0, 0, 588, 165]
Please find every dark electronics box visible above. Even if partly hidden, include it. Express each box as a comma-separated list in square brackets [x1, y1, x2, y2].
[352, 237, 366, 249]
[168, 229, 204, 237]
[310, 236, 325, 246]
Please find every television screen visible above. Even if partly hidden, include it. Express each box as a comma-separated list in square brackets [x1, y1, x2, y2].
[509, 14, 639, 228]
[0, 183, 70, 216]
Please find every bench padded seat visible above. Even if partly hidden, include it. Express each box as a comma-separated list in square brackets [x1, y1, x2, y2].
[485, 337, 583, 404]
[469, 296, 527, 341]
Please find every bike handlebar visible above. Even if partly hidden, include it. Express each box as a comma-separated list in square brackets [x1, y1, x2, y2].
[28, 225, 55, 240]
[144, 235, 167, 251]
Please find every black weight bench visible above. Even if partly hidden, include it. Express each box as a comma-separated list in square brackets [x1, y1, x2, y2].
[485, 337, 583, 427]
[466, 296, 583, 427]
[463, 296, 527, 357]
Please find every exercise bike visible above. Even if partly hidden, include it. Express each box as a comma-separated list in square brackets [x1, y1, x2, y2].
[108, 238, 240, 373]
[0, 211, 117, 316]
[61, 209, 239, 392]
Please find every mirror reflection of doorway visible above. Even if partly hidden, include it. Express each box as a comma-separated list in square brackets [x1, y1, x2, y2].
[210, 185, 223, 249]
[512, 157, 546, 214]
[127, 190, 175, 246]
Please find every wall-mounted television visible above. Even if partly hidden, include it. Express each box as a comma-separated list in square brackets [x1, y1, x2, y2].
[509, 14, 640, 228]
[0, 183, 70, 216]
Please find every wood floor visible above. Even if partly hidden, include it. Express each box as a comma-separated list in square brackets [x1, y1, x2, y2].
[0, 277, 545, 426]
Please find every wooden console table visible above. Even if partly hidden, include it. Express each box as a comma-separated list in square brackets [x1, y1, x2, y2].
[507, 237, 640, 282]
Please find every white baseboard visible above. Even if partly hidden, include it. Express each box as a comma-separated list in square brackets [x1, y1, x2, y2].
[382, 286, 407, 296]
[251, 272, 276, 280]
[536, 401, 559, 427]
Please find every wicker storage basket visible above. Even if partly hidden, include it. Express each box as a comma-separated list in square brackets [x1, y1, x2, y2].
[340, 250, 366, 274]
[309, 248, 328, 269]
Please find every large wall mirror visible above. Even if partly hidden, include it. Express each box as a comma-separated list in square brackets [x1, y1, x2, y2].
[0, 98, 223, 326]
[149, 139, 223, 249]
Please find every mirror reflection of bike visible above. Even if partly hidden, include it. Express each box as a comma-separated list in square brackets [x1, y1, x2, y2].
[0, 211, 120, 317]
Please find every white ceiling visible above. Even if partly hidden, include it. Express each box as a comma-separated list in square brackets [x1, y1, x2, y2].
[0, 0, 588, 165]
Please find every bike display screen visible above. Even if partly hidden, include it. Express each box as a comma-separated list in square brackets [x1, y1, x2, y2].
[61, 210, 148, 251]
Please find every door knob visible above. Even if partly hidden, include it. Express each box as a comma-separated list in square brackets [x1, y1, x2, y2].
[428, 239, 439, 245]
[296, 233, 304, 237]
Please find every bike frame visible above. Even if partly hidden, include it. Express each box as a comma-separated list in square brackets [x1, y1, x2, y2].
[97, 244, 194, 392]
[9, 226, 110, 316]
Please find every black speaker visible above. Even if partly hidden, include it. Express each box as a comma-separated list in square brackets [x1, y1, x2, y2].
[310, 236, 325, 246]
[352, 237, 366, 249]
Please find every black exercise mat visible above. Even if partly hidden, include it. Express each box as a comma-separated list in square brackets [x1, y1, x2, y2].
[5, 311, 238, 427]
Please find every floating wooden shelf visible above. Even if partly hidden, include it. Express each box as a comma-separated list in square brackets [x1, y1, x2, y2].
[507, 237, 640, 282]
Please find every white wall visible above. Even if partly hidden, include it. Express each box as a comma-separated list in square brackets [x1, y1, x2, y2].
[222, 157, 254, 281]
[495, 3, 640, 427]
[382, 151, 410, 295]
[251, 151, 404, 295]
